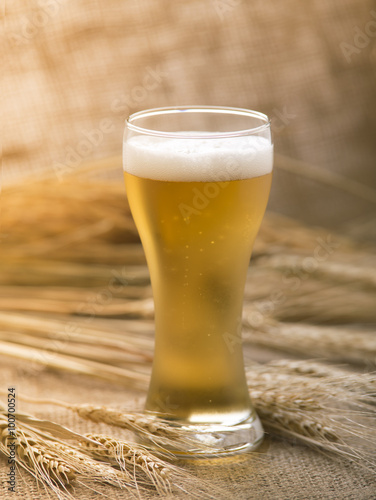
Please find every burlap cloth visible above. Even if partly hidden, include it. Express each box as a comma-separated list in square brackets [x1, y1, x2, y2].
[1, 355, 375, 500]
[4, 0, 376, 234]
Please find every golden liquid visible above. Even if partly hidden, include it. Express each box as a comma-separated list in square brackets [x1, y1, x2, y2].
[125, 172, 272, 424]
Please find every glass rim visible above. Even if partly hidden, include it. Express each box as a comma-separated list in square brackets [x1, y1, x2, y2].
[125, 106, 271, 139]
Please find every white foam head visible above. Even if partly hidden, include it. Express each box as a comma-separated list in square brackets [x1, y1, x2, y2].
[123, 134, 273, 182]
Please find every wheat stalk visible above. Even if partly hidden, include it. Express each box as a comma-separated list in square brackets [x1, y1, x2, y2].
[257, 253, 376, 291]
[0, 260, 150, 287]
[4, 394, 226, 457]
[0, 414, 136, 499]
[2, 155, 376, 494]
[0, 407, 199, 499]
[0, 311, 154, 352]
[0, 341, 149, 387]
[247, 360, 376, 408]
[0, 294, 154, 317]
[0, 331, 149, 366]
[79, 433, 219, 498]
[2, 264, 375, 324]
[261, 359, 352, 377]
[246, 362, 376, 469]
[0, 311, 152, 372]
[1, 307, 375, 377]
[0, 414, 76, 495]
[274, 153, 376, 205]
[0, 400, 221, 499]
[81, 433, 172, 494]
[1, 155, 368, 257]
[259, 360, 376, 395]
[243, 316, 376, 364]
[63, 404, 214, 455]
[245, 285, 376, 325]
[9, 355, 376, 471]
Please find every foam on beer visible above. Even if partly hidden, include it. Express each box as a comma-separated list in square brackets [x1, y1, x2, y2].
[124, 135, 273, 182]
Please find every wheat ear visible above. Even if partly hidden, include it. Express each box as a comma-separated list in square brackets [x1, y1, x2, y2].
[247, 364, 376, 469]
[4, 394, 222, 456]
[81, 433, 171, 494]
[259, 360, 376, 398]
[67, 404, 216, 454]
[243, 317, 376, 365]
[0, 414, 76, 498]
[0, 410, 149, 499]
[80, 433, 223, 499]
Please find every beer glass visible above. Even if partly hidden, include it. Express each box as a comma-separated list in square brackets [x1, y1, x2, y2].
[123, 106, 273, 456]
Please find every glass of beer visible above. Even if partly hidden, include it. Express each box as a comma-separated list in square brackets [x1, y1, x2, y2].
[123, 106, 273, 457]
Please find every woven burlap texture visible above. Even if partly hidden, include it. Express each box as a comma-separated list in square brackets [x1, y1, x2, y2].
[4, 0, 376, 230]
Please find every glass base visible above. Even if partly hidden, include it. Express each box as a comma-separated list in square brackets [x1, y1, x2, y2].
[140, 413, 264, 458]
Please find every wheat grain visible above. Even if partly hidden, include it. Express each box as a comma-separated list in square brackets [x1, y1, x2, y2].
[261, 360, 376, 396]
[9, 362, 376, 471]
[81, 433, 172, 494]
[0, 414, 76, 497]
[0, 401, 220, 499]
[247, 362, 375, 412]
[7, 396, 221, 456]
[80, 433, 224, 499]
[262, 359, 347, 377]
[246, 364, 376, 468]
[67, 404, 204, 454]
[272, 288, 376, 324]
[0, 411, 159, 499]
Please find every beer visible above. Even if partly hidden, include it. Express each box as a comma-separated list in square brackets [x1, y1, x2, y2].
[124, 134, 272, 425]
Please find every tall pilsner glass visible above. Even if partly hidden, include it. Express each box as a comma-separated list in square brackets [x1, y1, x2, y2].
[123, 106, 273, 456]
